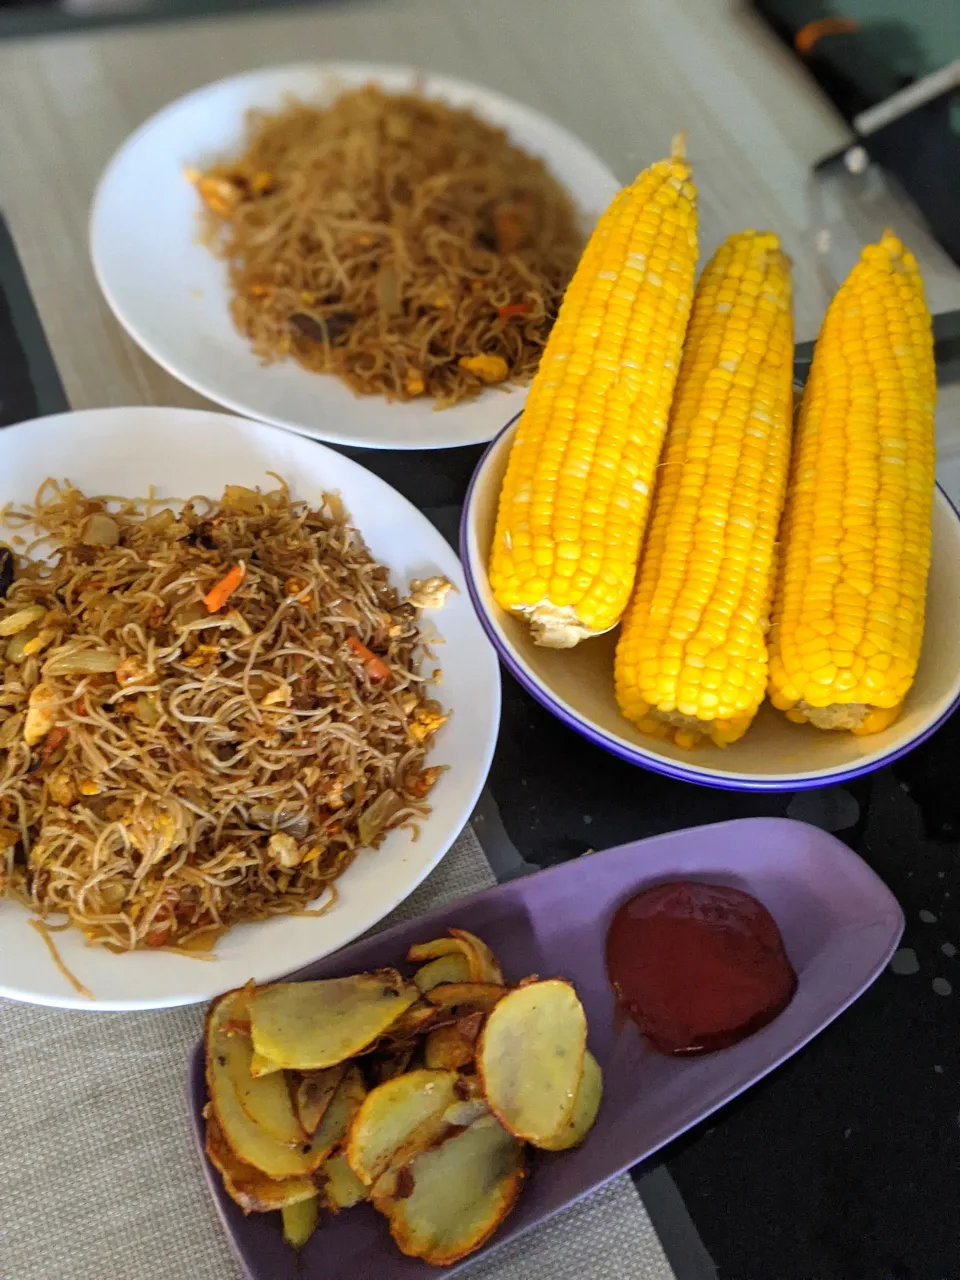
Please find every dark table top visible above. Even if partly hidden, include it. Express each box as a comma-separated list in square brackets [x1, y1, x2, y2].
[1, 210, 958, 1280]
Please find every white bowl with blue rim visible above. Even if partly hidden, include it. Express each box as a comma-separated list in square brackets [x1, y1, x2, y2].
[460, 415, 960, 792]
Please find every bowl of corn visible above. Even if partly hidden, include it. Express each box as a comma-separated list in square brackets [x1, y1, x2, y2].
[460, 140, 960, 791]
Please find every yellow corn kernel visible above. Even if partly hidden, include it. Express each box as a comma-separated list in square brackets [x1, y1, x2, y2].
[405, 370, 426, 397]
[615, 230, 794, 746]
[852, 705, 902, 736]
[197, 176, 239, 218]
[283, 577, 312, 602]
[22, 628, 56, 658]
[459, 354, 508, 385]
[489, 137, 698, 647]
[767, 230, 936, 734]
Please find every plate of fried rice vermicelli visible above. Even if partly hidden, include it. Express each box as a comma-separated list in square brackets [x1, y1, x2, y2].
[0, 407, 499, 1010]
[90, 62, 620, 451]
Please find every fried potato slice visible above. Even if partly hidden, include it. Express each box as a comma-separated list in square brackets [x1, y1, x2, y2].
[249, 971, 418, 1070]
[292, 1065, 345, 1138]
[310, 1065, 366, 1165]
[249, 1049, 283, 1078]
[441, 1097, 489, 1128]
[321, 1153, 368, 1212]
[211, 1007, 304, 1146]
[477, 979, 587, 1147]
[424, 1026, 474, 1071]
[455, 1010, 485, 1044]
[346, 1068, 460, 1187]
[408, 930, 503, 986]
[373, 1115, 525, 1266]
[407, 937, 472, 966]
[206, 993, 332, 1177]
[204, 1110, 316, 1214]
[452, 1073, 484, 1101]
[369, 1047, 416, 1086]
[281, 1196, 319, 1249]
[384, 999, 447, 1040]
[219, 1018, 251, 1036]
[425, 983, 508, 1014]
[536, 1050, 603, 1151]
[449, 928, 504, 985]
[413, 952, 470, 993]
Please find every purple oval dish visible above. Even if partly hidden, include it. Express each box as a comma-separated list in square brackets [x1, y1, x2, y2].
[187, 817, 903, 1278]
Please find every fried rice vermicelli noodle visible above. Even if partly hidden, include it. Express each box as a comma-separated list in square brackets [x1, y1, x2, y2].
[0, 481, 446, 953]
[192, 85, 584, 407]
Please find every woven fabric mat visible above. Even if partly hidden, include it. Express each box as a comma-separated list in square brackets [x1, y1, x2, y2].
[0, 825, 676, 1280]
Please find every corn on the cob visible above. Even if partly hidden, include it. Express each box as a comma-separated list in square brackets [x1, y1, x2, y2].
[488, 138, 698, 648]
[767, 230, 936, 735]
[615, 230, 794, 747]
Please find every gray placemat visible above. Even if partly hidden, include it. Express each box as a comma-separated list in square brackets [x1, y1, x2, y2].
[0, 825, 676, 1280]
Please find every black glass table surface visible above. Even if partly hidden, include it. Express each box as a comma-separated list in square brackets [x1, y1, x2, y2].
[1, 212, 958, 1280]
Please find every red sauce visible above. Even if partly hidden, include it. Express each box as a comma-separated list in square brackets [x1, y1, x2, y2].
[606, 881, 797, 1056]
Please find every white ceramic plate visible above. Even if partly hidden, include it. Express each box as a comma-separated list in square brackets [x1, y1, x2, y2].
[0, 407, 500, 1010]
[90, 63, 620, 452]
[461, 417, 960, 791]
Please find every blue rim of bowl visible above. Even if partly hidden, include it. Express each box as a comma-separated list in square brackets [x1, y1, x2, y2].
[460, 414, 960, 793]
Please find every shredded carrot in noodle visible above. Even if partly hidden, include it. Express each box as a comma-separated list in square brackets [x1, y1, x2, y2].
[204, 562, 246, 613]
[346, 636, 392, 684]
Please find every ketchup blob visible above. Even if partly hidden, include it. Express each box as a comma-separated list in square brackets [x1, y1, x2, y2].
[606, 881, 797, 1056]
